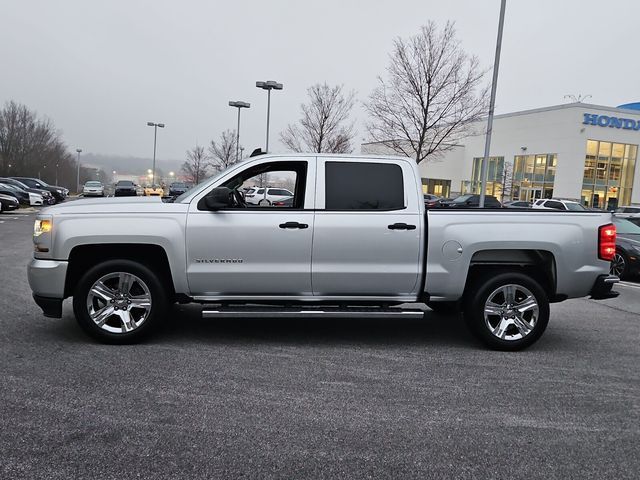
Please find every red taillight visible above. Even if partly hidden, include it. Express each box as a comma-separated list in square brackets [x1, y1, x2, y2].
[598, 223, 616, 261]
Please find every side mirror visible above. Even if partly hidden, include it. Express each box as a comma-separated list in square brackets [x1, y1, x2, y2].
[204, 187, 232, 210]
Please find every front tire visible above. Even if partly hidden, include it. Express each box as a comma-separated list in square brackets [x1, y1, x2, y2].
[463, 272, 549, 351]
[72, 259, 168, 344]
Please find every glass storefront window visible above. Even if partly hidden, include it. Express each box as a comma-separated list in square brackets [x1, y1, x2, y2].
[422, 178, 451, 198]
[469, 157, 505, 198]
[511, 153, 557, 202]
[582, 140, 637, 209]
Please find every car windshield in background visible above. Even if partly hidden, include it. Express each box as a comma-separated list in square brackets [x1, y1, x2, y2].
[452, 195, 472, 203]
[614, 218, 640, 234]
[85, 181, 101, 186]
[171, 182, 187, 188]
[117, 181, 134, 186]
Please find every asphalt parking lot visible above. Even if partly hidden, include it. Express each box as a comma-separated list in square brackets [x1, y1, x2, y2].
[1, 209, 639, 479]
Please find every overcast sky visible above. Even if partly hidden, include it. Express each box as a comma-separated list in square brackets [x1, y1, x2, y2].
[1, 0, 637, 165]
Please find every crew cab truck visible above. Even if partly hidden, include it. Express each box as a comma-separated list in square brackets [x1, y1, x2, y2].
[28, 154, 619, 350]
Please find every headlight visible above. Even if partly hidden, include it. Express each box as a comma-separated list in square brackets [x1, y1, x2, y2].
[34, 219, 52, 236]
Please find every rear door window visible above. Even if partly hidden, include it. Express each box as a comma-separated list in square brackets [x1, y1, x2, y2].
[545, 200, 566, 210]
[325, 161, 404, 210]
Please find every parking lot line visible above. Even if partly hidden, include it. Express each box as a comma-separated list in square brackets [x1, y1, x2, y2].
[619, 281, 640, 290]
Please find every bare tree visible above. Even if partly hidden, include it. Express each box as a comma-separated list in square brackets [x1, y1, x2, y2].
[208, 130, 238, 172]
[0, 100, 76, 187]
[181, 145, 209, 184]
[281, 83, 356, 153]
[365, 21, 488, 163]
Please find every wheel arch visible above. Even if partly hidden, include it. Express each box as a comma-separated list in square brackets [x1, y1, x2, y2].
[64, 243, 176, 299]
[463, 249, 558, 303]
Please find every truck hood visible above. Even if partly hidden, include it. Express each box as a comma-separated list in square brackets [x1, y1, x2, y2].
[41, 196, 189, 215]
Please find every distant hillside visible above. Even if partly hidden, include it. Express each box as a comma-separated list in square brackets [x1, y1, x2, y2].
[80, 153, 183, 176]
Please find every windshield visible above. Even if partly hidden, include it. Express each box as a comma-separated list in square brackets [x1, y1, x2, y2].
[452, 195, 473, 203]
[117, 181, 134, 186]
[171, 182, 186, 188]
[565, 202, 586, 211]
[174, 163, 241, 203]
[85, 181, 101, 186]
[614, 218, 640, 234]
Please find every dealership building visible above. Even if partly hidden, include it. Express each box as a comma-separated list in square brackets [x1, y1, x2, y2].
[362, 102, 640, 209]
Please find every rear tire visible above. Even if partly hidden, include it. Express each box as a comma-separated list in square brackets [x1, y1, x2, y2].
[463, 272, 549, 351]
[72, 259, 168, 344]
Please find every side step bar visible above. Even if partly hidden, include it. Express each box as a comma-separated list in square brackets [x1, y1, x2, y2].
[202, 306, 425, 319]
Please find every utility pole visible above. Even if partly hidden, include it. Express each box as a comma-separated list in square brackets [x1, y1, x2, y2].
[479, 0, 506, 208]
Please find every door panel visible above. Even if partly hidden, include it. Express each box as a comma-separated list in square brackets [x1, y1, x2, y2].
[312, 211, 421, 295]
[185, 210, 314, 296]
[185, 158, 315, 297]
[311, 158, 423, 297]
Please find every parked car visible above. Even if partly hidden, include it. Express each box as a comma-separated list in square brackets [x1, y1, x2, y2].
[114, 180, 137, 197]
[135, 184, 144, 196]
[82, 181, 105, 197]
[504, 200, 532, 208]
[0, 177, 55, 204]
[425, 197, 454, 209]
[610, 217, 640, 279]
[245, 187, 294, 205]
[169, 182, 189, 197]
[0, 182, 33, 205]
[616, 206, 640, 213]
[625, 216, 640, 228]
[0, 193, 19, 212]
[423, 194, 442, 208]
[272, 196, 294, 207]
[11, 177, 67, 203]
[28, 153, 618, 351]
[441, 194, 502, 208]
[532, 198, 587, 211]
[144, 185, 164, 196]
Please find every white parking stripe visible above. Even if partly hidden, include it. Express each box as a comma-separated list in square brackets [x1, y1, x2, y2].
[618, 281, 640, 289]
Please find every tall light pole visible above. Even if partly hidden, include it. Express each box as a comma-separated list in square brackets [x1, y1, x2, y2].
[146, 122, 165, 186]
[76, 148, 82, 193]
[256, 80, 283, 153]
[228, 101, 250, 162]
[479, 0, 506, 208]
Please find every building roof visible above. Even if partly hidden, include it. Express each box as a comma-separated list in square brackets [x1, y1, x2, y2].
[493, 102, 640, 120]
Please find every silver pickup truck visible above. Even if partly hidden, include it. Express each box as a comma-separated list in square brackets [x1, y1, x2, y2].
[28, 154, 619, 350]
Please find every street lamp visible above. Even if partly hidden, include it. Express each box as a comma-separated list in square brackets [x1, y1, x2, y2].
[146, 122, 165, 186]
[228, 101, 250, 162]
[76, 148, 82, 193]
[256, 80, 283, 153]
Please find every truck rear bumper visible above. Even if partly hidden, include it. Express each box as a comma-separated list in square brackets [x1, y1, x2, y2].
[589, 274, 619, 300]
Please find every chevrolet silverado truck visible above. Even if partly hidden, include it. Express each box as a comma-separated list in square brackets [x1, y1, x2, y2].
[28, 154, 619, 350]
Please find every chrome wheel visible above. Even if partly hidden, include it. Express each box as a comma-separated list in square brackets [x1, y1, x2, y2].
[86, 272, 152, 334]
[483, 284, 539, 341]
[610, 253, 626, 277]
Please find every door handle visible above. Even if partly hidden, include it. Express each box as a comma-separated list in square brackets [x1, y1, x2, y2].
[279, 221, 309, 229]
[388, 223, 416, 230]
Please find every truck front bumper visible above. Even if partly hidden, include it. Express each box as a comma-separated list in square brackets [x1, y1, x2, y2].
[28, 258, 68, 318]
[589, 274, 619, 300]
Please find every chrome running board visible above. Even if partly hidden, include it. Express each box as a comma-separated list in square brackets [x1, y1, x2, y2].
[201, 306, 424, 319]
